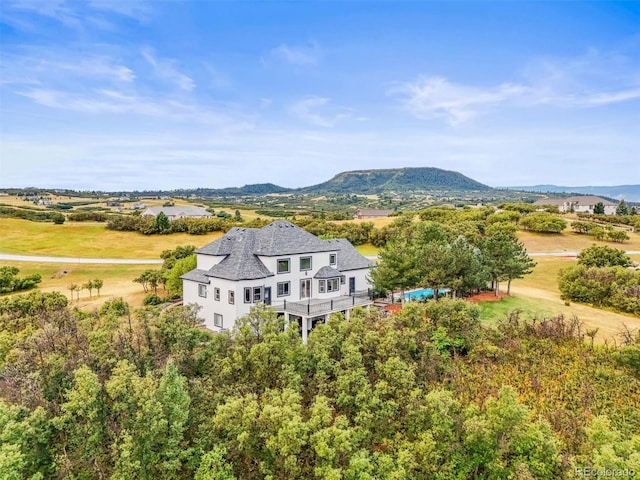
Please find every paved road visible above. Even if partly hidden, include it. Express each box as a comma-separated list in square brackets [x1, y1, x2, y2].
[0, 253, 163, 265]
[528, 250, 640, 257]
[2, 250, 639, 265]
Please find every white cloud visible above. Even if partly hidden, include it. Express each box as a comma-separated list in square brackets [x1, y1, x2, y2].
[142, 48, 196, 91]
[393, 49, 640, 124]
[390, 76, 529, 125]
[88, 0, 152, 21]
[5, 0, 151, 30]
[269, 42, 321, 66]
[290, 96, 352, 128]
[0, 50, 135, 87]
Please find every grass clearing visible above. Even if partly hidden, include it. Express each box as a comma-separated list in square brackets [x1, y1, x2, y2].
[478, 296, 554, 325]
[355, 243, 379, 256]
[0, 261, 151, 309]
[484, 255, 640, 343]
[517, 228, 640, 252]
[0, 218, 224, 258]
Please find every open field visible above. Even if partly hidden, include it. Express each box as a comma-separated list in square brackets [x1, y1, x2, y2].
[0, 218, 224, 258]
[517, 228, 640, 252]
[483, 255, 640, 344]
[0, 261, 150, 310]
[2, 215, 640, 339]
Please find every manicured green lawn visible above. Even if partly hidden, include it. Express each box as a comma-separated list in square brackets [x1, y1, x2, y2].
[478, 296, 554, 325]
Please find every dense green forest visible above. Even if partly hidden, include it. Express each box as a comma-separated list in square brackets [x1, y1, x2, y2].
[1, 292, 639, 479]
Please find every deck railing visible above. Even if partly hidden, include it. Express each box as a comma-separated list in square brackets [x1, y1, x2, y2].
[281, 291, 372, 316]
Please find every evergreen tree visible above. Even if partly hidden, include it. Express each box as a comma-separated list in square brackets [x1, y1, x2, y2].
[616, 199, 629, 216]
[594, 202, 605, 214]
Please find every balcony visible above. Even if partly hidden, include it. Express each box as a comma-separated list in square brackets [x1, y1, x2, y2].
[277, 290, 372, 317]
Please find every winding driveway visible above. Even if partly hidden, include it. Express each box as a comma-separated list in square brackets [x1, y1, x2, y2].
[0, 253, 163, 265]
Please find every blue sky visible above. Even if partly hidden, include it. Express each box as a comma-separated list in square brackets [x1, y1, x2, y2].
[1, 1, 639, 191]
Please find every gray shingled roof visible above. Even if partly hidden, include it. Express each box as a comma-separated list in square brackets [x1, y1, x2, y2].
[208, 229, 274, 280]
[185, 221, 373, 282]
[314, 266, 342, 279]
[143, 206, 212, 217]
[180, 269, 211, 283]
[196, 227, 248, 256]
[254, 221, 335, 255]
[324, 238, 376, 271]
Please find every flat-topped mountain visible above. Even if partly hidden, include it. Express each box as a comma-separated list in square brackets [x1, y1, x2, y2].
[300, 167, 491, 194]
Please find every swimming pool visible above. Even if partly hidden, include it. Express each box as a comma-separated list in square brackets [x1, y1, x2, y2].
[404, 288, 450, 301]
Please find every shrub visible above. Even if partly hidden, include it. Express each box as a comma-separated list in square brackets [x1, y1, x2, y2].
[143, 293, 165, 306]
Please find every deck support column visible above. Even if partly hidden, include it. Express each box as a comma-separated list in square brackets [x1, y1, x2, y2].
[302, 317, 309, 344]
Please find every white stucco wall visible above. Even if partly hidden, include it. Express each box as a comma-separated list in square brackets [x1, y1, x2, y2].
[184, 248, 373, 332]
[197, 254, 224, 271]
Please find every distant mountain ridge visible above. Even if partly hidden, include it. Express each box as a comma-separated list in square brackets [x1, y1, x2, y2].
[300, 167, 491, 194]
[505, 185, 640, 202]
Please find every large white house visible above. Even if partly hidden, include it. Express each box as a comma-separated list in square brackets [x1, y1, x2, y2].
[182, 220, 375, 342]
[141, 205, 212, 219]
[533, 196, 617, 215]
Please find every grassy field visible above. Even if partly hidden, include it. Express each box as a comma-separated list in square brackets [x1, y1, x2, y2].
[3, 214, 640, 340]
[486, 255, 640, 344]
[0, 261, 150, 310]
[0, 218, 224, 258]
[517, 228, 640, 252]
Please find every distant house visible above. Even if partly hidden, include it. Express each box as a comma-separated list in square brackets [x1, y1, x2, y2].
[106, 201, 121, 207]
[353, 209, 394, 219]
[130, 203, 147, 210]
[533, 196, 617, 215]
[181, 220, 375, 342]
[141, 205, 212, 220]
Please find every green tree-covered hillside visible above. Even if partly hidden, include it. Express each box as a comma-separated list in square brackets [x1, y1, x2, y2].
[301, 167, 492, 194]
[1, 292, 639, 479]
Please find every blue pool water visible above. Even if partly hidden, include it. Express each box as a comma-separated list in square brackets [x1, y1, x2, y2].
[404, 288, 450, 301]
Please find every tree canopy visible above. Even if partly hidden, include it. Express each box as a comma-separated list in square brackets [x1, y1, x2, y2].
[1, 294, 639, 479]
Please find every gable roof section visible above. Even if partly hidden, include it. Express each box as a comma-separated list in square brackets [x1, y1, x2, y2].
[144, 206, 211, 217]
[356, 209, 394, 216]
[564, 195, 616, 206]
[254, 220, 335, 255]
[324, 238, 376, 271]
[181, 269, 211, 283]
[314, 266, 342, 279]
[202, 228, 273, 281]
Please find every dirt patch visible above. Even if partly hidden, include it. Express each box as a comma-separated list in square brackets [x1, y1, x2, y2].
[466, 291, 508, 303]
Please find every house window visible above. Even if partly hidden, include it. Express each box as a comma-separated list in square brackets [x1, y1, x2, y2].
[244, 287, 252, 303]
[329, 254, 337, 265]
[228, 291, 235, 304]
[300, 256, 312, 271]
[198, 284, 207, 298]
[214, 287, 220, 301]
[300, 279, 311, 299]
[253, 287, 262, 302]
[214, 313, 223, 328]
[277, 258, 290, 274]
[319, 280, 326, 293]
[277, 281, 290, 297]
[327, 278, 339, 292]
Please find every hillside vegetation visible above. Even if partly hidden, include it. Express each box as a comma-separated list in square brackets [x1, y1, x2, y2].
[301, 167, 492, 194]
[0, 295, 638, 479]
